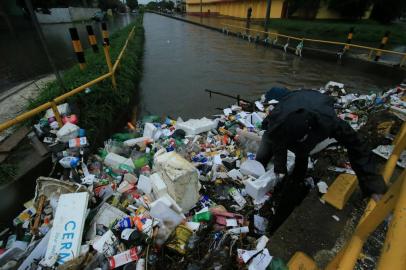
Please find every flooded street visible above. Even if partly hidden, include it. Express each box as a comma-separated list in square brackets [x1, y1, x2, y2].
[0, 13, 138, 93]
[139, 13, 404, 119]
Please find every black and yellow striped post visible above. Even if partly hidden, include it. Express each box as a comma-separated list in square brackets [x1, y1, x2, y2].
[375, 31, 390, 62]
[101, 22, 110, 47]
[86, 25, 99, 53]
[68, 27, 86, 70]
[344, 27, 354, 51]
[103, 43, 117, 89]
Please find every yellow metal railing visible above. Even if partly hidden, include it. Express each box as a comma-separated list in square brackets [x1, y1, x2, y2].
[289, 123, 406, 270]
[222, 23, 406, 66]
[326, 127, 406, 270]
[0, 26, 136, 134]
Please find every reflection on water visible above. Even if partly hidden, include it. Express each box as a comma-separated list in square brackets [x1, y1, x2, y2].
[139, 13, 404, 119]
[0, 13, 138, 92]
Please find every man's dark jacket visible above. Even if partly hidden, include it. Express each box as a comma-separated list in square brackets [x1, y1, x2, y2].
[260, 89, 387, 196]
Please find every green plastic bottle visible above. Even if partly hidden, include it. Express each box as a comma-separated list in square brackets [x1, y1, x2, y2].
[192, 211, 213, 222]
[133, 155, 148, 169]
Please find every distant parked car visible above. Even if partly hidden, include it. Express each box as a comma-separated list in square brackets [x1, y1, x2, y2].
[92, 11, 107, 22]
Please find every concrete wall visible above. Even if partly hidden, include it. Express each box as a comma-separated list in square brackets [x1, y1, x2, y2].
[69, 7, 101, 21]
[36, 7, 101, 23]
[186, 0, 284, 19]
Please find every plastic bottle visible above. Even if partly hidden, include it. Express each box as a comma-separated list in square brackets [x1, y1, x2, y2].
[120, 228, 151, 246]
[186, 233, 200, 250]
[68, 137, 88, 148]
[133, 155, 148, 169]
[192, 211, 212, 222]
[59, 156, 80, 169]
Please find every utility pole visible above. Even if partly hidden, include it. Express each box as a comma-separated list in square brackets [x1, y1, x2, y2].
[24, 0, 66, 91]
[264, 0, 271, 33]
[200, 0, 202, 17]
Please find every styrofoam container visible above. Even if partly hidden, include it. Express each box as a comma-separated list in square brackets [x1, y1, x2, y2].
[149, 199, 184, 227]
[240, 160, 265, 178]
[154, 151, 201, 212]
[244, 171, 278, 201]
[150, 173, 167, 199]
[175, 117, 217, 135]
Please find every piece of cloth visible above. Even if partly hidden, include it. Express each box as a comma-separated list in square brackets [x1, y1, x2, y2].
[257, 89, 387, 196]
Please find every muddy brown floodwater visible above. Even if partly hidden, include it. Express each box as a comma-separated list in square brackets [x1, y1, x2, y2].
[138, 13, 405, 119]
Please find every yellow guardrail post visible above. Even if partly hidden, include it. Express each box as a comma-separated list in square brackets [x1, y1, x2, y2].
[68, 27, 86, 70]
[344, 27, 354, 51]
[335, 170, 405, 270]
[102, 22, 110, 47]
[0, 23, 136, 134]
[50, 100, 63, 128]
[326, 129, 406, 269]
[222, 23, 406, 62]
[103, 44, 117, 90]
[375, 31, 390, 62]
[377, 169, 406, 269]
[86, 25, 99, 53]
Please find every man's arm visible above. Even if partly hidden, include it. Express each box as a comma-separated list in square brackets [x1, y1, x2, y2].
[271, 140, 288, 175]
[332, 118, 387, 196]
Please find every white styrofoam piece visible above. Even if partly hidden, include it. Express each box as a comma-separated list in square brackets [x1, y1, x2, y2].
[244, 171, 278, 201]
[149, 200, 184, 228]
[153, 194, 184, 215]
[240, 160, 266, 178]
[175, 117, 217, 135]
[154, 151, 200, 212]
[150, 173, 168, 199]
[45, 192, 89, 265]
[138, 175, 152, 194]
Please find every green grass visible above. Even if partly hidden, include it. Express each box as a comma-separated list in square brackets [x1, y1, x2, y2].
[0, 163, 18, 185]
[27, 15, 145, 146]
[261, 19, 406, 46]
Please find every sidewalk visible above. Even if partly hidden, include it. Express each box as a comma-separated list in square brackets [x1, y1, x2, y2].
[0, 74, 55, 142]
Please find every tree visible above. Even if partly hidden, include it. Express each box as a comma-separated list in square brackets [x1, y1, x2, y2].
[98, 0, 121, 10]
[145, 1, 158, 10]
[286, 0, 321, 19]
[145, 1, 174, 11]
[126, 0, 138, 10]
[370, 0, 406, 23]
[328, 0, 372, 19]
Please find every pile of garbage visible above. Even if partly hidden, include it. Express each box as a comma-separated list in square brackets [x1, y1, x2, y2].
[1, 81, 405, 270]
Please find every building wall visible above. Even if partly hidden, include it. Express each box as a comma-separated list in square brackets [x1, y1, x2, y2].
[186, 0, 285, 19]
